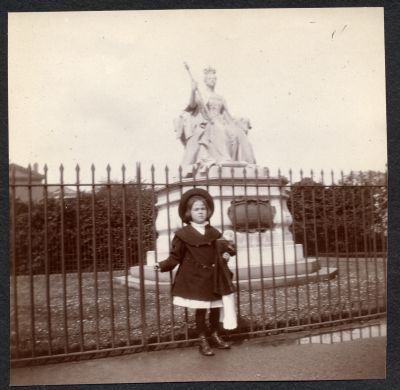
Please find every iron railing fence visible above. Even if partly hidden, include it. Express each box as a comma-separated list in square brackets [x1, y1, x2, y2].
[9, 164, 387, 365]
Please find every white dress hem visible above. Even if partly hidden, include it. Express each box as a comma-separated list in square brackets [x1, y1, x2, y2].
[173, 296, 223, 309]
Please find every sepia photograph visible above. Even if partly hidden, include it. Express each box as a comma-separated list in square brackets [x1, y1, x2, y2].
[8, 7, 388, 385]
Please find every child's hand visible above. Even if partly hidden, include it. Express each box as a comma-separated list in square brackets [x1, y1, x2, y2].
[154, 263, 160, 271]
[222, 252, 230, 261]
[222, 230, 234, 242]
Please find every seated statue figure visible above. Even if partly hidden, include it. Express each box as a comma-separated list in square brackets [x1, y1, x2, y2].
[174, 66, 257, 177]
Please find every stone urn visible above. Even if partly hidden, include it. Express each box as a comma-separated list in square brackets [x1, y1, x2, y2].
[227, 197, 275, 232]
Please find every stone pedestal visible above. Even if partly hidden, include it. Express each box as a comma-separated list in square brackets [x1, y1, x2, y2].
[115, 165, 338, 290]
[146, 166, 295, 267]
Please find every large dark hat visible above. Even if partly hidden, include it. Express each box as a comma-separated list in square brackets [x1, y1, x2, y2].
[178, 188, 214, 222]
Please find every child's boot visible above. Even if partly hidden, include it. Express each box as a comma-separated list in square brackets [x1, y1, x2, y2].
[210, 331, 231, 349]
[198, 333, 215, 356]
[209, 308, 231, 349]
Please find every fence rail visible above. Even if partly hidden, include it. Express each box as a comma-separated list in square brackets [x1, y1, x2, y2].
[9, 164, 387, 365]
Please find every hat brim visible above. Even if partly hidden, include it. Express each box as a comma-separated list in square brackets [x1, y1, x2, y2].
[178, 188, 214, 221]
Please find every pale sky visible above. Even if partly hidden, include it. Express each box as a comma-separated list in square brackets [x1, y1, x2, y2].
[8, 8, 387, 184]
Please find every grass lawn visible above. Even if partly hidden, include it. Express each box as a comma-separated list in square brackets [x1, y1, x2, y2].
[10, 257, 386, 361]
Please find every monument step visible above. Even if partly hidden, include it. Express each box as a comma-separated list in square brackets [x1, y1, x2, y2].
[115, 266, 338, 291]
[129, 259, 320, 282]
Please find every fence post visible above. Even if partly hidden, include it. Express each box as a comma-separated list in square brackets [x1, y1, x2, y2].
[43, 164, 53, 354]
[121, 164, 131, 345]
[59, 164, 69, 353]
[151, 165, 161, 342]
[27, 164, 36, 357]
[106, 164, 116, 348]
[10, 164, 20, 358]
[75, 164, 84, 351]
[136, 162, 147, 347]
[165, 165, 175, 342]
[91, 164, 100, 349]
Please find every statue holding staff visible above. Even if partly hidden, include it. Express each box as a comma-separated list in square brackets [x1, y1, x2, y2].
[175, 64, 257, 176]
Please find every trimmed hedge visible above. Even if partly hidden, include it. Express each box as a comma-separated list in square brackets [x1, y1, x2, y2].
[11, 183, 155, 274]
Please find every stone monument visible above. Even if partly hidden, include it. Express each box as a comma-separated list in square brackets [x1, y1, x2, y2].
[115, 65, 337, 290]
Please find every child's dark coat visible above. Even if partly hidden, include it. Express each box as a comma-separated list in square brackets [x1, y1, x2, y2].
[158, 225, 236, 301]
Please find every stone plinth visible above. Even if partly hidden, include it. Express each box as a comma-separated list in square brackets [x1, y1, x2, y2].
[146, 166, 294, 268]
[115, 165, 338, 290]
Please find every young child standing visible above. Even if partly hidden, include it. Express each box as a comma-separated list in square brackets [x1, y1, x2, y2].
[154, 188, 236, 356]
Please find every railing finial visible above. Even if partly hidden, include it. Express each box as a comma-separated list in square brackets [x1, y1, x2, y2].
[59, 164, 64, 184]
[106, 164, 111, 183]
[121, 164, 126, 183]
[75, 164, 80, 184]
